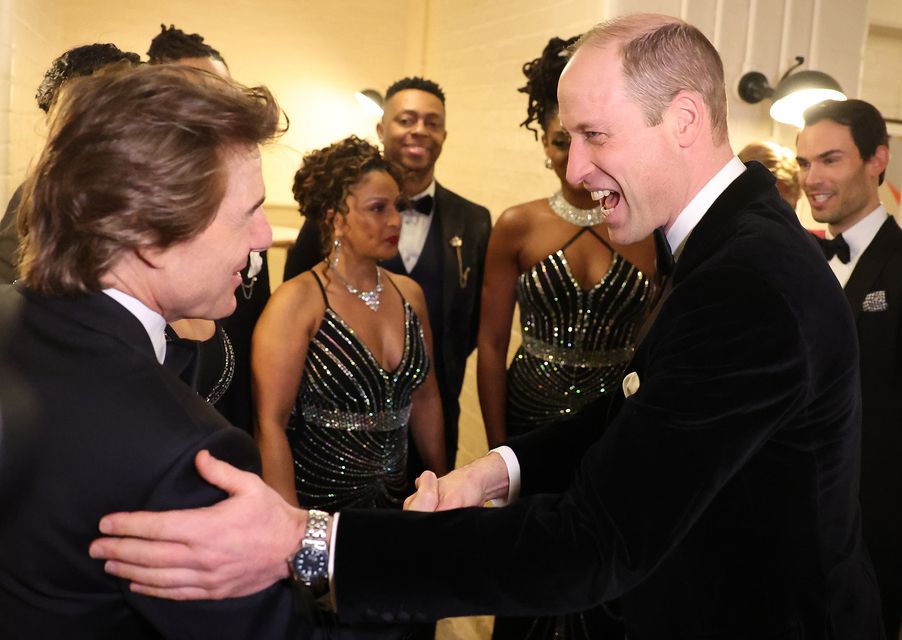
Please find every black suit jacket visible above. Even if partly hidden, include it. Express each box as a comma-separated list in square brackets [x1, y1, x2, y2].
[331, 163, 882, 638]
[283, 182, 491, 466]
[844, 216, 902, 635]
[0, 288, 312, 639]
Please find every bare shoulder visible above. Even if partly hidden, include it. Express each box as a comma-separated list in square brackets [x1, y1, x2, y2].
[494, 199, 549, 239]
[263, 270, 326, 328]
[387, 272, 425, 306]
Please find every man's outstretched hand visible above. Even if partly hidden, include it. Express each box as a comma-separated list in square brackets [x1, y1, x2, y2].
[403, 452, 511, 512]
[89, 450, 306, 600]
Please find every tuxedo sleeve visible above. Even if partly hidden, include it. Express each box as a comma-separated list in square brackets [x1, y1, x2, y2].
[123, 427, 314, 639]
[333, 265, 809, 622]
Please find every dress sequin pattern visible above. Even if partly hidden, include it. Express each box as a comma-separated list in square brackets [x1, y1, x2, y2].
[506, 228, 653, 434]
[288, 273, 429, 511]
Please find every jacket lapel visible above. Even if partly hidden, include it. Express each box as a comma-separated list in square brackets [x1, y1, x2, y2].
[434, 183, 461, 334]
[843, 217, 901, 322]
[673, 162, 780, 285]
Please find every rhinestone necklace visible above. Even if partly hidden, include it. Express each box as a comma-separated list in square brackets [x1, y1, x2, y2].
[335, 266, 383, 312]
[548, 190, 608, 227]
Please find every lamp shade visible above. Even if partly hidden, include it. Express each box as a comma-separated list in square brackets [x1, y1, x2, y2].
[355, 89, 384, 117]
[769, 70, 846, 128]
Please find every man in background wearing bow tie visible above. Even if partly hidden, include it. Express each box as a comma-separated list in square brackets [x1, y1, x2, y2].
[797, 98, 902, 640]
[285, 77, 491, 479]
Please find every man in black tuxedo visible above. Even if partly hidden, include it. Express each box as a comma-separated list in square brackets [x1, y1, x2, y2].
[797, 98, 901, 639]
[285, 77, 490, 475]
[148, 24, 272, 435]
[91, 14, 882, 638]
[0, 64, 317, 639]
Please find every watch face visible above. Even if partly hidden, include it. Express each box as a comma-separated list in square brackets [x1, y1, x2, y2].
[293, 547, 328, 584]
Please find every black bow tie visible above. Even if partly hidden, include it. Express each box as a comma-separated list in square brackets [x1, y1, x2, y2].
[410, 194, 434, 215]
[817, 234, 850, 264]
[653, 227, 674, 277]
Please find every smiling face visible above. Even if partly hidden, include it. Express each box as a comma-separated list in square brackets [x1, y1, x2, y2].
[796, 119, 885, 234]
[151, 145, 270, 321]
[377, 89, 446, 183]
[559, 44, 682, 245]
[333, 170, 403, 263]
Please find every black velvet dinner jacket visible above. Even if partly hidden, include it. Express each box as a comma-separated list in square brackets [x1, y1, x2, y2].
[845, 216, 902, 633]
[332, 162, 883, 639]
[0, 287, 313, 639]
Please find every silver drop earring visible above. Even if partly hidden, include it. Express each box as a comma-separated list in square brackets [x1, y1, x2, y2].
[331, 237, 341, 270]
[544, 157, 553, 170]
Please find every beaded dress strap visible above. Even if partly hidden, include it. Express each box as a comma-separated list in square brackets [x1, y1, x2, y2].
[381, 270, 408, 306]
[309, 271, 331, 309]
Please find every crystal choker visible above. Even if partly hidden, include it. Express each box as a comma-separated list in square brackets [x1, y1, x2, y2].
[548, 191, 608, 227]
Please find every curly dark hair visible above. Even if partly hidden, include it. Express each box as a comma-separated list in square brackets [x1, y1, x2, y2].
[292, 136, 404, 264]
[519, 35, 579, 139]
[147, 24, 225, 65]
[385, 76, 445, 104]
[35, 44, 141, 113]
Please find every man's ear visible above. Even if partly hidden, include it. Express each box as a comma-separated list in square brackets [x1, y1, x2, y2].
[376, 120, 385, 143]
[134, 245, 163, 269]
[669, 91, 703, 148]
[868, 144, 890, 180]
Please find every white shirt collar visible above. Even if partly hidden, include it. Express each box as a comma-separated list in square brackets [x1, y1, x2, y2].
[409, 180, 436, 202]
[666, 156, 747, 252]
[102, 288, 167, 364]
[828, 204, 887, 259]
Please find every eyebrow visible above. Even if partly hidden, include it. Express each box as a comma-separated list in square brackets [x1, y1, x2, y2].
[797, 148, 843, 163]
[245, 195, 265, 216]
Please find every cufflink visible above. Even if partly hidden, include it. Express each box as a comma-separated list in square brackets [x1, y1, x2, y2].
[863, 290, 888, 312]
[622, 371, 640, 398]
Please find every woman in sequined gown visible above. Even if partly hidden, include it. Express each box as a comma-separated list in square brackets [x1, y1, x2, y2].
[253, 136, 446, 515]
[478, 37, 657, 640]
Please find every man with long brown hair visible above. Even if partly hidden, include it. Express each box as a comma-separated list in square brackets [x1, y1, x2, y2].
[0, 63, 318, 639]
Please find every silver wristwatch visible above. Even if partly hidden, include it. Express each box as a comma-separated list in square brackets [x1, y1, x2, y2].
[288, 509, 330, 595]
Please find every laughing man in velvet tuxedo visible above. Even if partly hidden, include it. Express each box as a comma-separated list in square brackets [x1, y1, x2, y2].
[0, 64, 321, 639]
[797, 98, 901, 639]
[284, 77, 491, 477]
[92, 14, 882, 639]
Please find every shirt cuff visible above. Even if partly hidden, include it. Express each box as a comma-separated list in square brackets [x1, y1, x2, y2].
[328, 511, 339, 608]
[489, 445, 520, 506]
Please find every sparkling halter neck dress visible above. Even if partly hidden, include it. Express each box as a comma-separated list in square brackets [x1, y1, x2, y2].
[287, 271, 429, 511]
[506, 226, 654, 435]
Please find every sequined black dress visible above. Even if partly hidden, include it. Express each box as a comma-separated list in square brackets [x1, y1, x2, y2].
[506, 226, 653, 436]
[287, 271, 429, 512]
[494, 226, 653, 640]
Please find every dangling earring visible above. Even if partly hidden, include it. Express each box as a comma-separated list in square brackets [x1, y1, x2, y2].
[331, 237, 341, 270]
[544, 157, 553, 170]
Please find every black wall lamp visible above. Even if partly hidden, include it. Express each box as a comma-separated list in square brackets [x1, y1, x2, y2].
[355, 89, 384, 116]
[738, 56, 846, 128]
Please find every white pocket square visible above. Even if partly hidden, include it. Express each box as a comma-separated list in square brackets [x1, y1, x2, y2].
[863, 290, 888, 312]
[622, 371, 640, 398]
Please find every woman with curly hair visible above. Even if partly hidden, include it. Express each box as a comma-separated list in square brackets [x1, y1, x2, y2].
[252, 136, 446, 515]
[479, 36, 657, 639]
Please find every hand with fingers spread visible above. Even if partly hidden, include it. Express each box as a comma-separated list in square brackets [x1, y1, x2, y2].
[90, 450, 308, 600]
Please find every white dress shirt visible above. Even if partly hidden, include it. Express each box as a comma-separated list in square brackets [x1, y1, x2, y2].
[826, 205, 887, 288]
[399, 181, 436, 272]
[498, 156, 748, 503]
[102, 288, 167, 364]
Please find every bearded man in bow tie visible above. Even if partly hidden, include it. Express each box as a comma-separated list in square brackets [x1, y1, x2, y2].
[797, 98, 902, 639]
